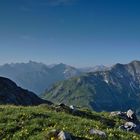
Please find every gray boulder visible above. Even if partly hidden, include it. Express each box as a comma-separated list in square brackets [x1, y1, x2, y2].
[110, 111, 122, 117]
[127, 109, 134, 119]
[69, 105, 75, 110]
[119, 122, 140, 134]
[89, 129, 106, 137]
[44, 129, 73, 140]
[58, 131, 72, 140]
[124, 122, 137, 131]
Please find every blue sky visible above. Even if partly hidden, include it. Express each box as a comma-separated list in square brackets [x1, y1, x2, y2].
[0, 0, 140, 67]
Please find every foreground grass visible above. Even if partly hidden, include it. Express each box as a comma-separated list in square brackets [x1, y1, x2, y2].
[0, 105, 140, 140]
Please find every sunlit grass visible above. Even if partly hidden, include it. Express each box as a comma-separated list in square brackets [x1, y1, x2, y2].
[0, 105, 139, 140]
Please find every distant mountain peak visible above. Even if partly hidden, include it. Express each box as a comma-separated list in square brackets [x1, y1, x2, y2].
[130, 60, 140, 63]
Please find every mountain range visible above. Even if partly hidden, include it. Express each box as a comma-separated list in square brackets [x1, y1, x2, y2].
[0, 61, 81, 94]
[1, 60, 140, 113]
[43, 60, 140, 112]
[0, 61, 106, 95]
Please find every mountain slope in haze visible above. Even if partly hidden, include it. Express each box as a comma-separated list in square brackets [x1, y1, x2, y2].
[0, 61, 81, 95]
[43, 60, 140, 112]
[80, 65, 109, 73]
[0, 76, 50, 105]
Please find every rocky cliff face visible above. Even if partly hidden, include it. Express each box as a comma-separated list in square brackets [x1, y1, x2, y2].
[0, 76, 50, 106]
[43, 60, 140, 112]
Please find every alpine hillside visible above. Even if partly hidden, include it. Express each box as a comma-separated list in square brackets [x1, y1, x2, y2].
[0, 76, 50, 105]
[43, 60, 140, 112]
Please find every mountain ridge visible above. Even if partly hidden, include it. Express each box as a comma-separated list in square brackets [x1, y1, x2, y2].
[43, 60, 140, 112]
[0, 76, 51, 105]
[0, 61, 111, 95]
[0, 61, 81, 94]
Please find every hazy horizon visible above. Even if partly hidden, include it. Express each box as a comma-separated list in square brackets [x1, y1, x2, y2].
[0, 0, 140, 67]
[0, 59, 139, 69]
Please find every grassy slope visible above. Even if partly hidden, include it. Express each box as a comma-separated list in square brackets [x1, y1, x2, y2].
[0, 105, 140, 140]
[43, 77, 96, 109]
[43, 70, 140, 112]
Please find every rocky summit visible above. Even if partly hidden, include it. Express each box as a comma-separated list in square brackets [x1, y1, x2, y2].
[0, 76, 51, 106]
[43, 60, 140, 112]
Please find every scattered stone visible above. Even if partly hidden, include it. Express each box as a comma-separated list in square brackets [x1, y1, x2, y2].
[110, 111, 122, 117]
[58, 131, 72, 140]
[124, 122, 137, 131]
[119, 122, 137, 132]
[69, 105, 74, 110]
[110, 111, 128, 121]
[89, 129, 106, 137]
[55, 103, 71, 113]
[127, 109, 134, 119]
[59, 103, 66, 108]
[44, 129, 59, 139]
[111, 109, 140, 134]
[110, 109, 139, 123]
[44, 129, 73, 140]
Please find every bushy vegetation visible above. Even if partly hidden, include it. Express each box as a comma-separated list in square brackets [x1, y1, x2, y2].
[0, 105, 140, 140]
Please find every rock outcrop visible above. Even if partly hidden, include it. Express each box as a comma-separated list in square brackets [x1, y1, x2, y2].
[111, 109, 140, 134]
